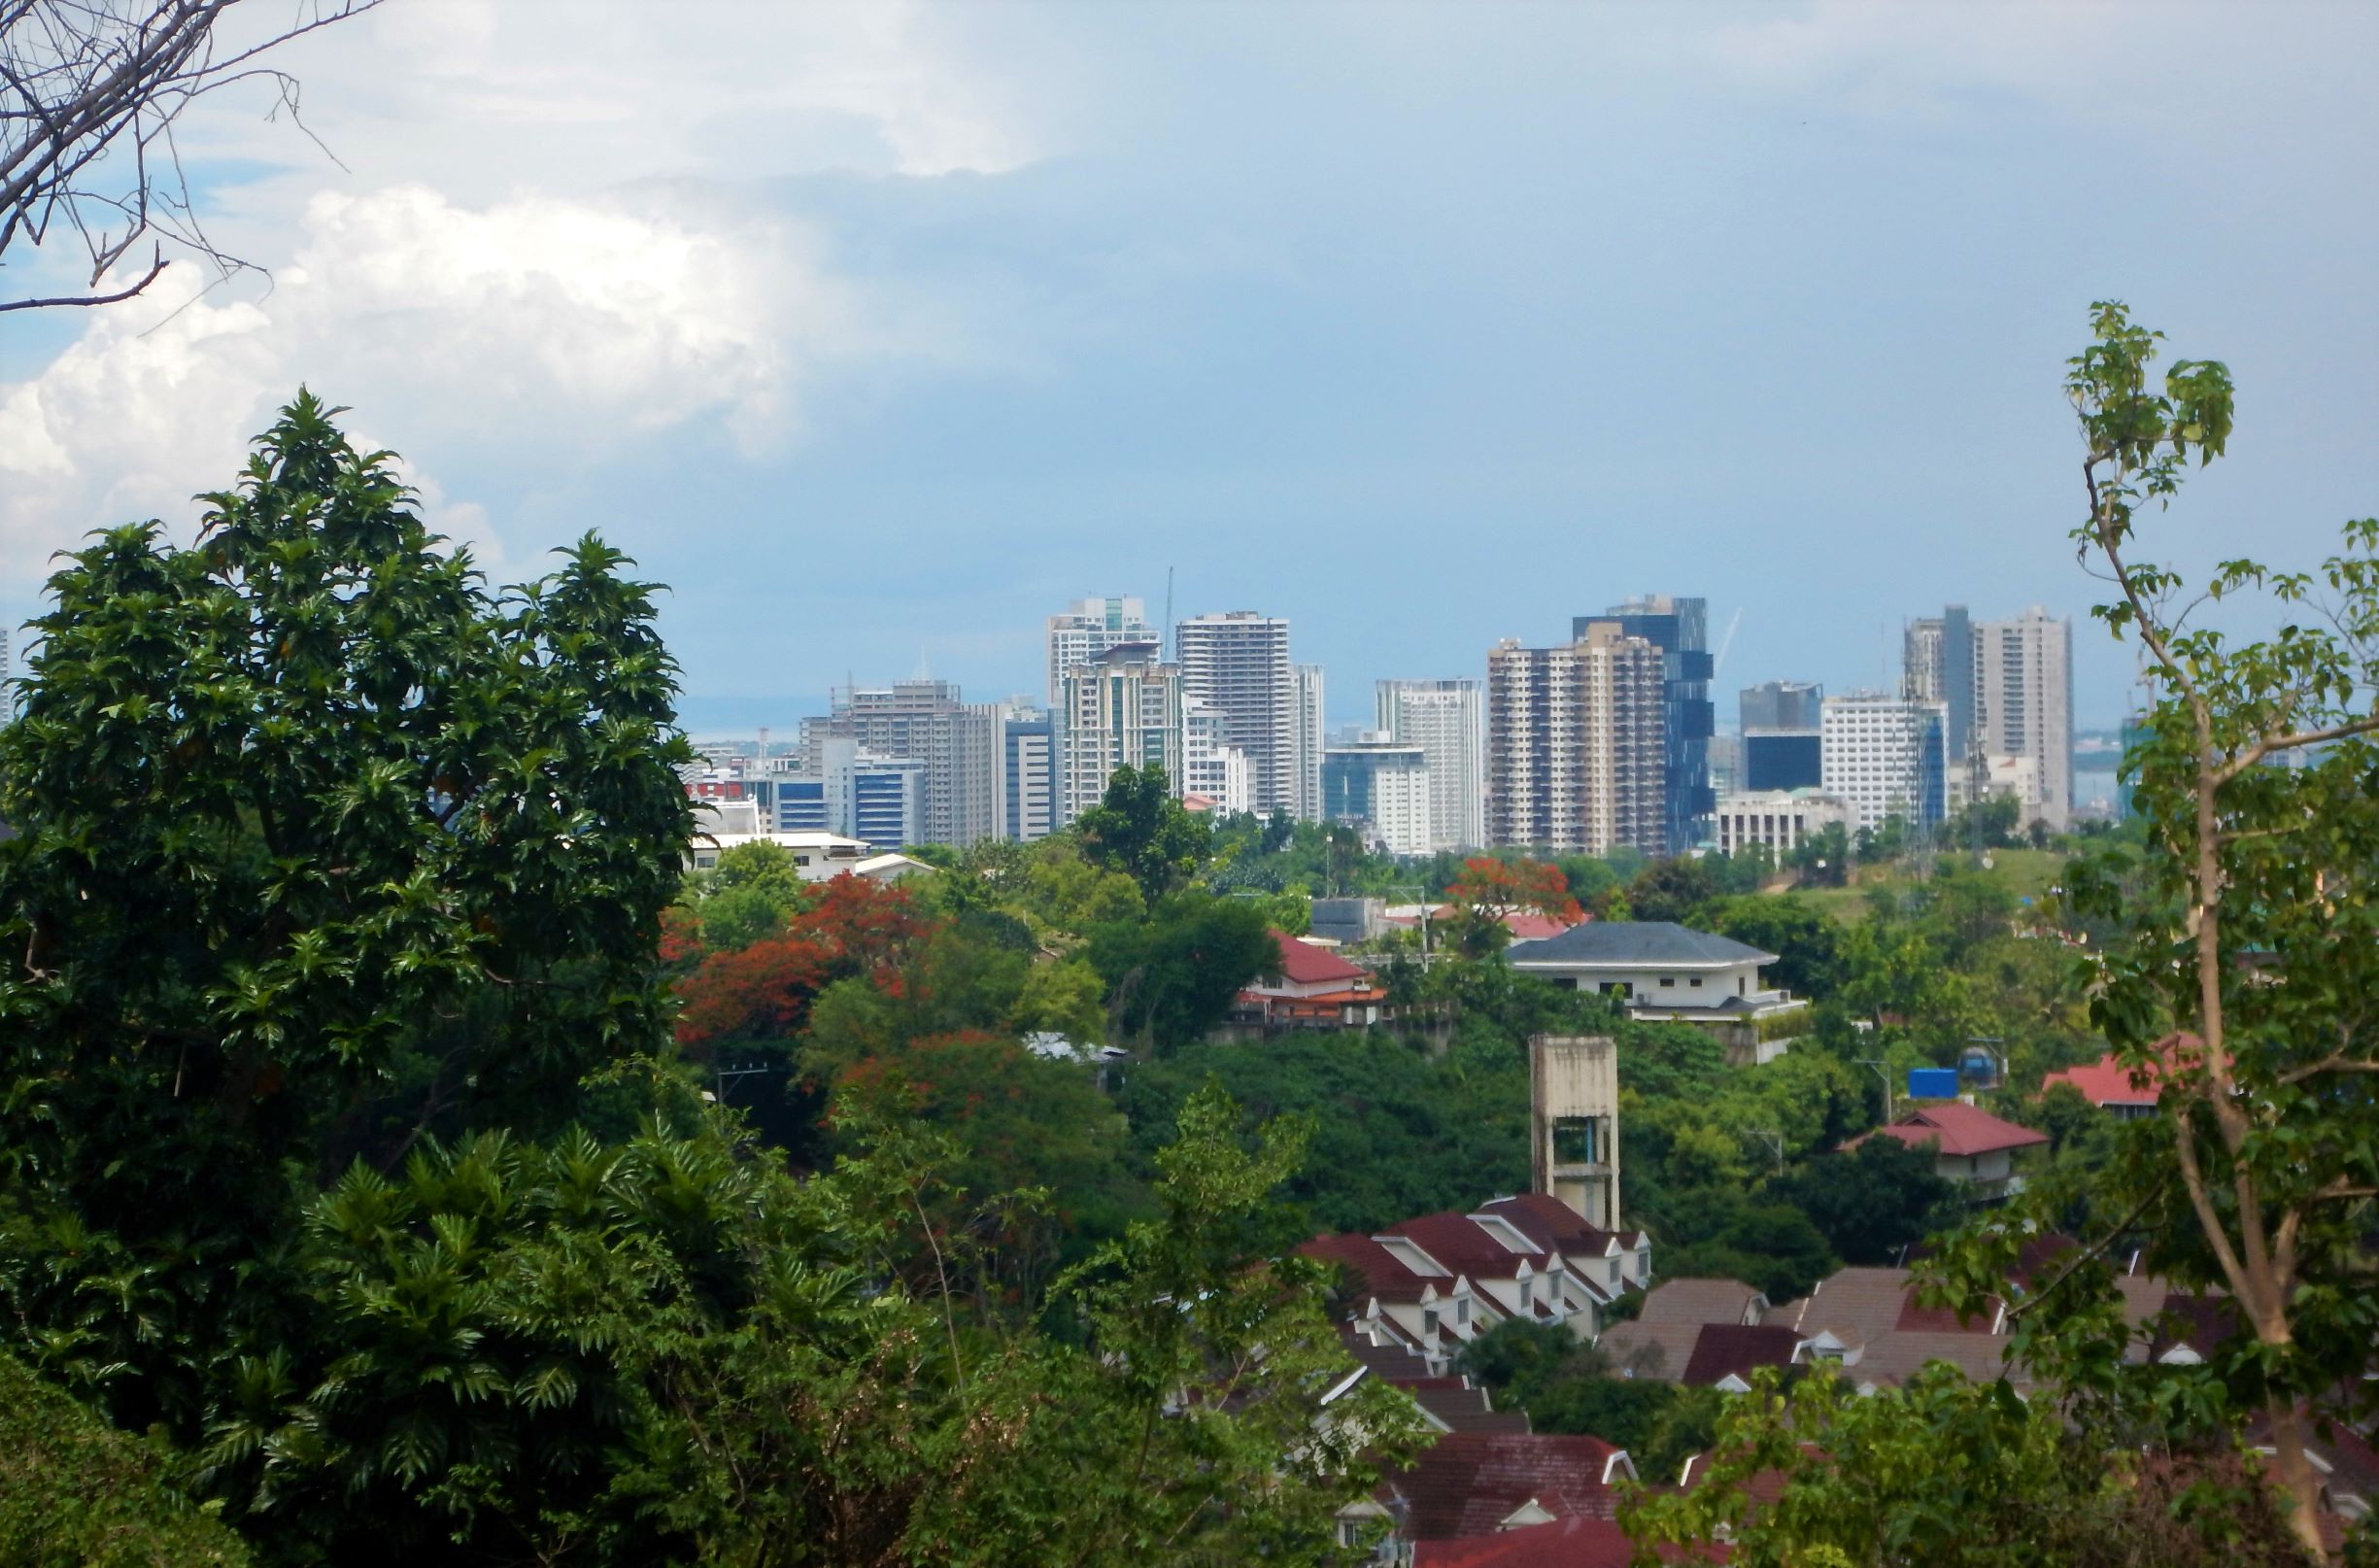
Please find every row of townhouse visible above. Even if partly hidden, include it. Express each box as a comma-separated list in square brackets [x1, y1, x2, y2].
[1301, 1193, 1653, 1373]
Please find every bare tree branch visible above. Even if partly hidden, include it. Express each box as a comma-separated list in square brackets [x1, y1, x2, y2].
[2, 0, 378, 314]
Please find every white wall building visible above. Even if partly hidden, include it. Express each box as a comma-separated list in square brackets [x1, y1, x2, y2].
[1712, 788, 1855, 858]
[1183, 698, 1256, 814]
[1045, 596, 1153, 706]
[1176, 611, 1301, 819]
[1376, 677, 1486, 851]
[1819, 692, 1948, 832]
[1055, 641, 1185, 826]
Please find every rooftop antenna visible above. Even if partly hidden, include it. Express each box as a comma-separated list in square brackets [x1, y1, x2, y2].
[1164, 564, 1176, 663]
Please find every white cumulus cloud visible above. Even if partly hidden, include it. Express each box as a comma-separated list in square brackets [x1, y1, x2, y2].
[0, 183, 861, 589]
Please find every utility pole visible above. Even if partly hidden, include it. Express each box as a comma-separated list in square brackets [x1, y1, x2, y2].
[1857, 1057, 1894, 1124]
[1746, 1127, 1786, 1176]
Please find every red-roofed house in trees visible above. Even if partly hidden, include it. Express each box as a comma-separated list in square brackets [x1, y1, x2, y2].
[2041, 1033, 2196, 1120]
[1228, 931, 1391, 1035]
[1844, 1103, 2047, 1200]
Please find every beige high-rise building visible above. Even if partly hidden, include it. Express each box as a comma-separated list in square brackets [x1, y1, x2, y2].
[799, 680, 1002, 848]
[1486, 625, 1667, 855]
[1974, 607, 2074, 830]
[1376, 677, 1486, 851]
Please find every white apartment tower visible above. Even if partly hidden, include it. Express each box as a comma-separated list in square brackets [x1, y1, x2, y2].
[1045, 597, 1154, 706]
[1055, 642, 1186, 826]
[1485, 626, 1667, 856]
[1175, 612, 1303, 819]
[1819, 693, 1948, 832]
[1295, 663, 1326, 820]
[1376, 678, 1486, 851]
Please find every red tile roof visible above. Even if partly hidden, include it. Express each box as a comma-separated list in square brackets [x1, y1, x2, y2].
[1271, 931, 1370, 986]
[1387, 1431, 1632, 1541]
[1851, 1102, 2049, 1159]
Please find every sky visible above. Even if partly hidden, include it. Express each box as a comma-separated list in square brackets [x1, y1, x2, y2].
[4, 0, 2377, 735]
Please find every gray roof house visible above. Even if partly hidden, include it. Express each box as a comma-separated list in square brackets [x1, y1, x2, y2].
[1508, 921, 1807, 1064]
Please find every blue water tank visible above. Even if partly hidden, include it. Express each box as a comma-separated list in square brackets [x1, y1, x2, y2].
[1907, 1068, 1960, 1101]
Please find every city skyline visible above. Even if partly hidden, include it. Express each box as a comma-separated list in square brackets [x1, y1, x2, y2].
[7, 5, 2377, 741]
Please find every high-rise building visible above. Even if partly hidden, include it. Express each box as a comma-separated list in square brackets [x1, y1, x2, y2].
[1175, 611, 1302, 818]
[1055, 641, 1185, 826]
[1486, 625, 1667, 855]
[1906, 605, 2072, 828]
[800, 679, 1003, 847]
[1321, 734, 1434, 857]
[1295, 663, 1326, 820]
[1974, 607, 2074, 830]
[1819, 693, 1948, 832]
[1045, 596, 1154, 706]
[1740, 680, 1824, 733]
[1000, 701, 1056, 843]
[1738, 678, 1823, 793]
[1575, 596, 1713, 850]
[1376, 677, 1486, 851]
[1903, 606, 1977, 762]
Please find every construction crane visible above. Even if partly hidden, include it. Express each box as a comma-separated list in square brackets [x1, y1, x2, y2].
[1710, 606, 1744, 680]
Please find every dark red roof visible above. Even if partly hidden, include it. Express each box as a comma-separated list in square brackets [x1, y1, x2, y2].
[1413, 1516, 1637, 1568]
[1477, 1191, 1637, 1251]
[2148, 1291, 2236, 1360]
[1301, 1232, 1433, 1304]
[1389, 1211, 1542, 1282]
[1388, 1432, 1630, 1541]
[1271, 931, 1370, 986]
[1680, 1323, 1802, 1385]
[1850, 1103, 2049, 1159]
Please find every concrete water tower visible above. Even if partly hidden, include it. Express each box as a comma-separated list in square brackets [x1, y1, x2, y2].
[1529, 1034, 1621, 1230]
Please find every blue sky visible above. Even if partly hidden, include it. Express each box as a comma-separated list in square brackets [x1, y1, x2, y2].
[5, 1, 2376, 733]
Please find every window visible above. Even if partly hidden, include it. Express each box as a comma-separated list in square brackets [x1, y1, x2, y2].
[1338, 1518, 1363, 1549]
[1689, 976, 1703, 988]
[1422, 1308, 1440, 1338]
[1609, 1259, 1620, 1285]
[1456, 1296, 1469, 1325]
[1658, 975, 1676, 988]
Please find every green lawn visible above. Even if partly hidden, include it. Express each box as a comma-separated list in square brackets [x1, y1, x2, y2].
[1786, 846, 2068, 923]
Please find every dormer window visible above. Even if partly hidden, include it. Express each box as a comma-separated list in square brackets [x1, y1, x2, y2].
[1422, 1308, 1440, 1338]
[1456, 1296, 1470, 1326]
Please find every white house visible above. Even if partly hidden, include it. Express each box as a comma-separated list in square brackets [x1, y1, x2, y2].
[1508, 921, 1808, 1063]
